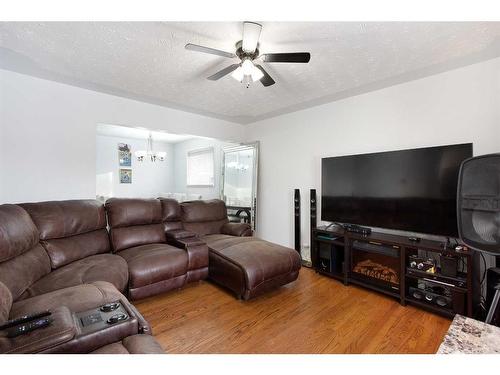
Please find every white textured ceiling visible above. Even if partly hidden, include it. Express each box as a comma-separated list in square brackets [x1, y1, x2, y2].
[96, 124, 208, 143]
[1, 22, 500, 124]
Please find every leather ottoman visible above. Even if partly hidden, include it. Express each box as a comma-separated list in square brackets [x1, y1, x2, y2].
[203, 234, 301, 300]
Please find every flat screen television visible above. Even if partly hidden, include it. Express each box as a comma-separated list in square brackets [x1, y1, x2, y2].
[321, 143, 473, 237]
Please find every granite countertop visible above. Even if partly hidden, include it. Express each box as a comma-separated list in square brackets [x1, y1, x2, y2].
[438, 314, 500, 354]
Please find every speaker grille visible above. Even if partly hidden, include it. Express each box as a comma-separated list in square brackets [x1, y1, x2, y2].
[457, 154, 500, 253]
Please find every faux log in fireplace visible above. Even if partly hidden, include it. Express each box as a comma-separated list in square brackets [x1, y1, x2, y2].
[350, 240, 400, 290]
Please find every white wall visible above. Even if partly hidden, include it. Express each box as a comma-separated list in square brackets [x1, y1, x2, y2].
[96, 134, 175, 198]
[245, 57, 500, 256]
[0, 69, 245, 203]
[172, 138, 237, 200]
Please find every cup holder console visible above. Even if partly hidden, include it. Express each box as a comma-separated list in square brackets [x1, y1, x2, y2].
[107, 313, 128, 325]
[7, 300, 141, 353]
[100, 302, 120, 313]
[75, 301, 135, 335]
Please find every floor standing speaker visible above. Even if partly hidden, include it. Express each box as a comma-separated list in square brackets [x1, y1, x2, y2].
[308, 189, 317, 268]
[294, 189, 301, 253]
[310, 188, 317, 238]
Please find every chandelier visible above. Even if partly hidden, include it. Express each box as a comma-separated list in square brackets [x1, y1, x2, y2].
[226, 161, 249, 171]
[135, 133, 166, 162]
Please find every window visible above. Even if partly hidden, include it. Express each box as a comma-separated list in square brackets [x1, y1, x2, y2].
[187, 147, 215, 186]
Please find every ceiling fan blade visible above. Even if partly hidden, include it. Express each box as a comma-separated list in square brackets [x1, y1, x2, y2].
[207, 64, 240, 81]
[185, 43, 236, 59]
[242, 21, 262, 54]
[261, 52, 311, 63]
[255, 65, 275, 87]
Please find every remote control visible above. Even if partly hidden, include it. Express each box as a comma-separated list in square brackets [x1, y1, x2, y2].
[0, 310, 51, 331]
[5, 318, 52, 338]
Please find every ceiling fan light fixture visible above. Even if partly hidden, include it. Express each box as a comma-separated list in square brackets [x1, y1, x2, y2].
[231, 66, 244, 82]
[187, 21, 310, 88]
[251, 66, 264, 82]
[241, 58, 254, 76]
[231, 62, 263, 84]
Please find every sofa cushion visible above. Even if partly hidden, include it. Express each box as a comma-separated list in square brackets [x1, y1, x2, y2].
[106, 198, 162, 228]
[0, 244, 51, 301]
[19, 254, 129, 300]
[106, 198, 166, 252]
[203, 234, 301, 297]
[117, 244, 188, 289]
[0, 281, 12, 324]
[41, 229, 111, 269]
[110, 224, 165, 253]
[181, 199, 229, 236]
[180, 200, 229, 236]
[0, 204, 39, 262]
[10, 281, 124, 319]
[20, 200, 111, 269]
[91, 334, 164, 354]
[181, 200, 227, 222]
[20, 200, 106, 240]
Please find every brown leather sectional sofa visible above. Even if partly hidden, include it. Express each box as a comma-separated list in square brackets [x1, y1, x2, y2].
[0, 198, 301, 354]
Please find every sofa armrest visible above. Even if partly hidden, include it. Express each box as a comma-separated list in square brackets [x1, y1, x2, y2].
[122, 299, 151, 335]
[165, 229, 198, 241]
[221, 222, 253, 237]
[167, 236, 209, 272]
[0, 306, 76, 354]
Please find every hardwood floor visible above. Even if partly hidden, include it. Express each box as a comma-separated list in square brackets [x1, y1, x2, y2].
[135, 268, 451, 353]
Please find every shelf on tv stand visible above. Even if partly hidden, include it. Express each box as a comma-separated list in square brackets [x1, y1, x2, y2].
[405, 268, 468, 290]
[405, 296, 457, 319]
[348, 277, 401, 300]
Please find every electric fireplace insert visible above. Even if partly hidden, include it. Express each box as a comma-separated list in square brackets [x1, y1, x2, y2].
[350, 240, 401, 291]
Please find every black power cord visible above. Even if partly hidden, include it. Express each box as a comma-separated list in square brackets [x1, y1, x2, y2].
[478, 252, 488, 314]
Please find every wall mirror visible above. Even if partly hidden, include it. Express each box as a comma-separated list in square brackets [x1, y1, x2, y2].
[220, 142, 259, 230]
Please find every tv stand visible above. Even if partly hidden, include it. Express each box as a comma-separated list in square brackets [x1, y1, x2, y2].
[311, 225, 474, 318]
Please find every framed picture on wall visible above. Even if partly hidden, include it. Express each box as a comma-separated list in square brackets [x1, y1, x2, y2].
[118, 143, 132, 167]
[119, 169, 132, 184]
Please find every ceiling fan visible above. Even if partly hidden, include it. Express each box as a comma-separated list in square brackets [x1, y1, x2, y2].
[185, 22, 311, 88]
